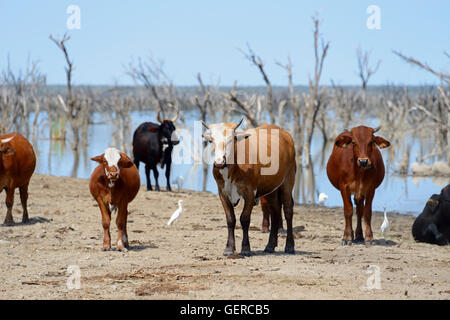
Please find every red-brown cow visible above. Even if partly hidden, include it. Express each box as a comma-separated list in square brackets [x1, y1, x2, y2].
[0, 132, 36, 225]
[326, 126, 390, 245]
[89, 147, 140, 251]
[202, 119, 296, 256]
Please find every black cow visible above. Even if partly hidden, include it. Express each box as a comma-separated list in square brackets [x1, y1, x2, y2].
[412, 184, 450, 245]
[132, 111, 180, 191]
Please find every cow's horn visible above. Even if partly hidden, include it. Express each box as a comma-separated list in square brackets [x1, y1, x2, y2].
[233, 117, 244, 131]
[373, 126, 381, 133]
[157, 111, 162, 123]
[171, 109, 179, 122]
[1, 136, 14, 144]
[201, 120, 209, 130]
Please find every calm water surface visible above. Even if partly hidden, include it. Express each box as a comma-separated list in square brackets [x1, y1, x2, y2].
[32, 111, 448, 216]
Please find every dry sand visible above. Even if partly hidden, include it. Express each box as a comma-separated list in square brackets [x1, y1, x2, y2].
[0, 174, 448, 300]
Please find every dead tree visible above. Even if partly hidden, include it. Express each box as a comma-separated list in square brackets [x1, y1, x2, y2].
[0, 56, 45, 137]
[394, 50, 450, 165]
[239, 44, 275, 124]
[276, 56, 304, 156]
[224, 90, 260, 128]
[194, 73, 212, 124]
[49, 33, 86, 151]
[356, 46, 381, 91]
[303, 15, 330, 167]
[126, 56, 178, 118]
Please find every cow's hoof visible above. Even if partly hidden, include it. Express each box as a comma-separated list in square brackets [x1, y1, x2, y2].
[354, 237, 365, 244]
[264, 245, 275, 253]
[261, 227, 269, 233]
[146, 188, 152, 192]
[365, 240, 374, 247]
[284, 246, 295, 254]
[240, 250, 251, 257]
[3, 219, 14, 226]
[22, 217, 29, 224]
[223, 248, 235, 256]
[341, 239, 352, 246]
[101, 246, 111, 251]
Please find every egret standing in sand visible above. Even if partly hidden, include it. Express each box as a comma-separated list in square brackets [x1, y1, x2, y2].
[168, 200, 183, 226]
[381, 206, 390, 238]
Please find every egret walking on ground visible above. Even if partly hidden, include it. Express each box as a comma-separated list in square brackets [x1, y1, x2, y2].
[168, 200, 183, 226]
[381, 206, 390, 238]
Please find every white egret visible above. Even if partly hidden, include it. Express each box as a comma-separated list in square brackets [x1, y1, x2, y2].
[381, 206, 390, 238]
[318, 192, 328, 205]
[168, 200, 183, 226]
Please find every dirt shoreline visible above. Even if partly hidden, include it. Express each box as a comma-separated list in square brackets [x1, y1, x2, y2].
[0, 174, 448, 300]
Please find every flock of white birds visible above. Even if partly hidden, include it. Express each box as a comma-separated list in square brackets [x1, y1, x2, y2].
[166, 178, 390, 237]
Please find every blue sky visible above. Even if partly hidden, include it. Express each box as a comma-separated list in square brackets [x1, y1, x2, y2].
[0, 1, 448, 86]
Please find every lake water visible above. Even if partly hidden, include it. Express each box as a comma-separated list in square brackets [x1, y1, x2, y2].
[31, 110, 448, 216]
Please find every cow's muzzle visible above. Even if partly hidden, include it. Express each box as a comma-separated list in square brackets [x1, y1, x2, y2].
[107, 171, 119, 184]
[214, 158, 227, 169]
[357, 158, 371, 169]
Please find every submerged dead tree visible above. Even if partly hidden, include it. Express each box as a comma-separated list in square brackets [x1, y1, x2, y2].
[356, 46, 382, 91]
[126, 55, 179, 119]
[49, 33, 89, 151]
[303, 14, 330, 168]
[239, 44, 275, 124]
[394, 50, 450, 166]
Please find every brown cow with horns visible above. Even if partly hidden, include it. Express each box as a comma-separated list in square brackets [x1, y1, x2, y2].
[326, 125, 390, 245]
[202, 118, 296, 256]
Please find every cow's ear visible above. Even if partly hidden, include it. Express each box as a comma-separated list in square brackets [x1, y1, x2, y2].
[335, 133, 352, 148]
[373, 136, 390, 149]
[118, 153, 134, 168]
[0, 145, 15, 156]
[235, 132, 251, 142]
[149, 127, 159, 132]
[90, 155, 104, 163]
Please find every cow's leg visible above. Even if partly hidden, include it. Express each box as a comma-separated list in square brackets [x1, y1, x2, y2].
[260, 196, 270, 233]
[19, 184, 30, 223]
[240, 196, 254, 256]
[145, 164, 152, 191]
[363, 189, 375, 244]
[3, 187, 15, 226]
[219, 193, 236, 256]
[165, 161, 172, 192]
[115, 204, 128, 251]
[340, 186, 354, 245]
[281, 181, 295, 254]
[98, 201, 111, 251]
[133, 157, 140, 170]
[354, 196, 365, 242]
[152, 165, 160, 191]
[264, 191, 282, 253]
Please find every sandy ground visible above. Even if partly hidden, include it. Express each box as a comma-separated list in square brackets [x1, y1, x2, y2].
[0, 174, 449, 300]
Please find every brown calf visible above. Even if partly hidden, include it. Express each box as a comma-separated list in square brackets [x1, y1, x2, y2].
[89, 147, 140, 251]
[202, 119, 296, 256]
[326, 126, 390, 245]
[0, 133, 36, 225]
